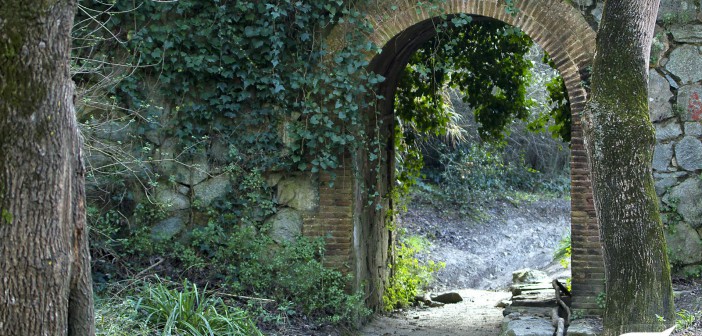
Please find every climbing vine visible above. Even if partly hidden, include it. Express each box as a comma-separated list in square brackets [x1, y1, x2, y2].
[73, 0, 383, 175]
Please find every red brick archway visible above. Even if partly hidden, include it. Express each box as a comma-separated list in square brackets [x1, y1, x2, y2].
[317, 0, 603, 314]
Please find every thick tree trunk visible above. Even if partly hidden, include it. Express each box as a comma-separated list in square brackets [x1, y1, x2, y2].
[0, 1, 95, 335]
[582, 0, 675, 334]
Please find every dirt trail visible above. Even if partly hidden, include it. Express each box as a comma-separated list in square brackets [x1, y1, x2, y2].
[358, 198, 570, 336]
[360, 289, 512, 336]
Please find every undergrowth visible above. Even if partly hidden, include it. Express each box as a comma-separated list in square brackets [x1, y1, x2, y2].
[383, 234, 445, 311]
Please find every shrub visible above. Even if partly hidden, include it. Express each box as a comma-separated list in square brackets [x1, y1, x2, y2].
[181, 221, 370, 326]
[383, 235, 445, 311]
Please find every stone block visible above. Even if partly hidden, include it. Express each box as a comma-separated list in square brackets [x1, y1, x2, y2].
[665, 221, 702, 265]
[265, 208, 304, 244]
[653, 143, 674, 171]
[151, 215, 186, 241]
[666, 45, 702, 84]
[670, 24, 702, 43]
[677, 84, 702, 122]
[684, 122, 702, 137]
[91, 120, 134, 142]
[655, 119, 682, 141]
[156, 188, 190, 211]
[649, 71, 674, 122]
[675, 136, 702, 171]
[657, 0, 699, 24]
[665, 177, 702, 228]
[654, 172, 680, 196]
[567, 318, 603, 336]
[500, 314, 554, 336]
[277, 175, 319, 211]
[193, 174, 231, 206]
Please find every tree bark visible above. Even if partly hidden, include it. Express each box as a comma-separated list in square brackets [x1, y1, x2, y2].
[582, 0, 675, 334]
[0, 1, 95, 335]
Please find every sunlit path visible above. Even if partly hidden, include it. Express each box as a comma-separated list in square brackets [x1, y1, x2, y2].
[360, 289, 511, 336]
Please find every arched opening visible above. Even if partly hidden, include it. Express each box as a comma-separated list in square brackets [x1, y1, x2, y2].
[327, 0, 603, 316]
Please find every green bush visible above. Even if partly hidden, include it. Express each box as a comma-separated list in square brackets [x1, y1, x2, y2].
[183, 221, 370, 325]
[383, 235, 445, 311]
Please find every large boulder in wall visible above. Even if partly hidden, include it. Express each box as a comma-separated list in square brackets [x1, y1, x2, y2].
[265, 208, 304, 244]
[277, 175, 319, 211]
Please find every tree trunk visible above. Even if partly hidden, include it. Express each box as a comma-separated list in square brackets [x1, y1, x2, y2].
[0, 1, 95, 335]
[582, 0, 675, 334]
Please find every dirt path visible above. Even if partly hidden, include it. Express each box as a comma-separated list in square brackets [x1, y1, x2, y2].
[360, 289, 512, 336]
[357, 198, 570, 336]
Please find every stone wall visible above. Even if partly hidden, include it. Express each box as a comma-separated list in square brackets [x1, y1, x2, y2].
[648, 1, 702, 276]
[81, 0, 702, 316]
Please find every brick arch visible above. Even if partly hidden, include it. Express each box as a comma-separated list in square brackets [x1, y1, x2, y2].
[318, 0, 603, 314]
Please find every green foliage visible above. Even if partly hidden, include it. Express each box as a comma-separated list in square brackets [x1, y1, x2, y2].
[383, 235, 445, 311]
[74, 0, 382, 175]
[432, 142, 542, 205]
[138, 278, 262, 336]
[95, 295, 151, 336]
[1, 209, 12, 224]
[554, 234, 572, 269]
[528, 65, 571, 141]
[596, 291, 607, 309]
[395, 19, 535, 143]
[183, 221, 369, 324]
[675, 309, 697, 330]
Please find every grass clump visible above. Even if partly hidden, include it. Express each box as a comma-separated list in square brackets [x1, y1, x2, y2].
[95, 278, 262, 336]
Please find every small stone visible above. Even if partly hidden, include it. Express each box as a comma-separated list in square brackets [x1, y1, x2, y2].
[496, 299, 512, 308]
[512, 269, 549, 284]
[675, 136, 702, 171]
[651, 27, 670, 68]
[666, 45, 702, 84]
[655, 120, 682, 141]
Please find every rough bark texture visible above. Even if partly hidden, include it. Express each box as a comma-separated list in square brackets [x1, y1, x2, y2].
[582, 0, 675, 334]
[0, 0, 95, 335]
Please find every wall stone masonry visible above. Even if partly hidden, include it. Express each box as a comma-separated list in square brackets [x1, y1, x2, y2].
[80, 0, 702, 316]
[647, 0, 702, 277]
